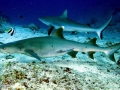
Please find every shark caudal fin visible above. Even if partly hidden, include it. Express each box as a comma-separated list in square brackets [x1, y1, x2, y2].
[104, 43, 120, 62]
[96, 16, 112, 39]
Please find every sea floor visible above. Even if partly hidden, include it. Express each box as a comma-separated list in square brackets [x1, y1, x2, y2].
[0, 15, 120, 90]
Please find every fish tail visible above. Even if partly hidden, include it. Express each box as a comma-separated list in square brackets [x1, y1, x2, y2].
[96, 16, 112, 39]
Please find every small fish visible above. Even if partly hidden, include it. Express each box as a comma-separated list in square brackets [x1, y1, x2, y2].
[6, 27, 15, 36]
[19, 15, 23, 19]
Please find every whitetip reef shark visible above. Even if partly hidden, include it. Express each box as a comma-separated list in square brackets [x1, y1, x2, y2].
[39, 10, 112, 39]
[0, 27, 119, 62]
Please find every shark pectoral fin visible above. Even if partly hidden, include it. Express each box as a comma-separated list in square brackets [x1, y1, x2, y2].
[48, 25, 55, 35]
[68, 51, 78, 58]
[51, 27, 65, 39]
[25, 50, 41, 61]
[87, 51, 95, 59]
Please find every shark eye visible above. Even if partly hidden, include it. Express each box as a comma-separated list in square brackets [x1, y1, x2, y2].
[2, 47, 6, 50]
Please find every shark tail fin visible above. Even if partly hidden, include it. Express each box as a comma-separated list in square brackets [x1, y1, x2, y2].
[104, 43, 120, 62]
[96, 16, 112, 39]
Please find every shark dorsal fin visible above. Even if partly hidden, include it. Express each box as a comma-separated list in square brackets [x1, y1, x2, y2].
[87, 38, 97, 46]
[51, 26, 65, 39]
[60, 10, 67, 18]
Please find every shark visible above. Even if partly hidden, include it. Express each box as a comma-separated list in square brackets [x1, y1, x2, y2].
[0, 27, 119, 62]
[39, 10, 112, 39]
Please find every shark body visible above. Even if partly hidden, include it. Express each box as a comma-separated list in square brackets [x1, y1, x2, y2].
[0, 27, 119, 61]
[39, 10, 112, 39]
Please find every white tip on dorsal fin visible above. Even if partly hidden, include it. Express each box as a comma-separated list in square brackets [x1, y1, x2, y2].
[60, 10, 67, 18]
[61, 26, 64, 29]
[51, 26, 65, 39]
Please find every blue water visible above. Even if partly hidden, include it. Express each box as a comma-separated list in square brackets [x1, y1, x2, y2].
[0, 1, 120, 89]
[0, 0, 120, 26]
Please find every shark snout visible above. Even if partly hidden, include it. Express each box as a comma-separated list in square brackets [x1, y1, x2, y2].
[38, 17, 43, 21]
[39, 17, 50, 25]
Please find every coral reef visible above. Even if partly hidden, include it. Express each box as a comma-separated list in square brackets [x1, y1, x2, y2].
[0, 60, 120, 90]
[23, 23, 40, 34]
[28, 23, 40, 31]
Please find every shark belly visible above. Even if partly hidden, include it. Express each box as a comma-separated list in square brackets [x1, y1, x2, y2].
[35, 38, 77, 57]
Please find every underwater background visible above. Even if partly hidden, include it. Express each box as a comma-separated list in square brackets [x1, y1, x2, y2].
[0, 0, 120, 90]
[0, 0, 120, 25]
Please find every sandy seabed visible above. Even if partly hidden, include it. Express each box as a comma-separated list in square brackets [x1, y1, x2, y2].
[0, 57, 120, 90]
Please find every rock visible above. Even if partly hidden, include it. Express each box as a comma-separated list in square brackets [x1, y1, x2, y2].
[5, 55, 14, 59]
[28, 23, 40, 31]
